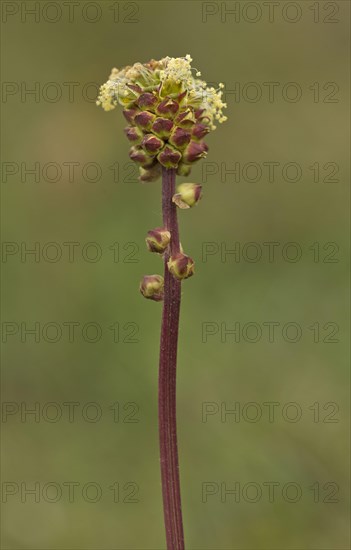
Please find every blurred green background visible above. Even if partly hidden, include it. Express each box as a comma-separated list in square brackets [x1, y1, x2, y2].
[1, 1, 350, 548]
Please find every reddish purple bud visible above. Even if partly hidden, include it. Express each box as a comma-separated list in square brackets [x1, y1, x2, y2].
[177, 91, 188, 104]
[156, 98, 179, 119]
[137, 92, 158, 111]
[151, 117, 173, 139]
[157, 145, 182, 169]
[183, 140, 208, 164]
[127, 84, 142, 94]
[194, 108, 205, 120]
[169, 127, 191, 149]
[175, 109, 195, 128]
[192, 123, 210, 141]
[134, 110, 156, 130]
[140, 274, 164, 301]
[167, 253, 195, 280]
[145, 227, 171, 253]
[129, 146, 154, 167]
[123, 108, 138, 124]
[124, 126, 143, 144]
[141, 134, 164, 155]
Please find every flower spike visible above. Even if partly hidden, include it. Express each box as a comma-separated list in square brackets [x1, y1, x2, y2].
[97, 54, 228, 550]
[97, 55, 227, 181]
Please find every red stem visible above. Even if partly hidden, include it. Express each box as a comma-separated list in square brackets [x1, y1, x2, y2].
[158, 167, 185, 549]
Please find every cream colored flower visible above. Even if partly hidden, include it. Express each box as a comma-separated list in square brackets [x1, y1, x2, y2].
[97, 55, 227, 130]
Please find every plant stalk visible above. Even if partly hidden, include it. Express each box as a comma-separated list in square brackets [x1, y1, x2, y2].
[158, 167, 185, 550]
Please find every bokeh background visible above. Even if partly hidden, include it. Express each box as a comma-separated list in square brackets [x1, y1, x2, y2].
[1, 1, 350, 548]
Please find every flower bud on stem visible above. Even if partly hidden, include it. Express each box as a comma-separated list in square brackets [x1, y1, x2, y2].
[168, 253, 195, 280]
[172, 183, 202, 209]
[139, 274, 164, 301]
[146, 227, 171, 253]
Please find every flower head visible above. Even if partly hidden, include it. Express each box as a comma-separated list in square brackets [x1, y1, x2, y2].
[97, 55, 227, 181]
